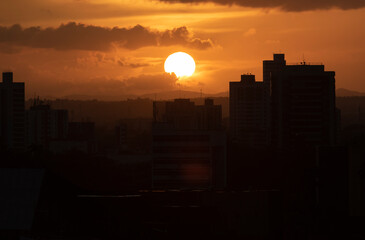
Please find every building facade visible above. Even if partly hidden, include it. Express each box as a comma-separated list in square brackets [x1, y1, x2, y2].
[152, 99, 226, 189]
[26, 101, 68, 148]
[0, 72, 25, 149]
[263, 54, 337, 148]
[229, 54, 337, 149]
[229, 74, 269, 147]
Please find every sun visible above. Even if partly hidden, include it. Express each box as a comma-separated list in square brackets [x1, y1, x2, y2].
[164, 52, 196, 78]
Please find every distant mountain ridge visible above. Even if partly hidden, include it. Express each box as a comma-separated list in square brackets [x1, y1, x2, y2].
[336, 88, 365, 97]
[141, 90, 228, 100]
[52, 90, 228, 101]
[33, 88, 363, 101]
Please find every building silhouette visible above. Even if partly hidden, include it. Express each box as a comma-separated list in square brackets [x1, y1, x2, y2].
[195, 98, 222, 130]
[115, 123, 128, 152]
[230, 54, 338, 149]
[68, 122, 95, 141]
[153, 98, 222, 130]
[264, 54, 337, 148]
[152, 99, 226, 189]
[229, 74, 269, 147]
[113, 118, 152, 154]
[26, 99, 68, 149]
[0, 72, 25, 149]
[49, 121, 97, 154]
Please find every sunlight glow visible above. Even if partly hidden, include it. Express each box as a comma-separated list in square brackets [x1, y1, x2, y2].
[164, 52, 196, 78]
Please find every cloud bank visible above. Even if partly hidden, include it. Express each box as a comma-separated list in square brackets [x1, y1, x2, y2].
[0, 22, 213, 52]
[158, 0, 365, 11]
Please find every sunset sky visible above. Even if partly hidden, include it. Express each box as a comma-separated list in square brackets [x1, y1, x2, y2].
[1, 0, 364, 99]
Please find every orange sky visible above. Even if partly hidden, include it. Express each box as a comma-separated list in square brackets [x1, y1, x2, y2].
[0, 0, 364, 99]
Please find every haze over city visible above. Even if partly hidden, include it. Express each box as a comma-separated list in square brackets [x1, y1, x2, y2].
[1, 1, 365, 239]
[0, 0, 364, 99]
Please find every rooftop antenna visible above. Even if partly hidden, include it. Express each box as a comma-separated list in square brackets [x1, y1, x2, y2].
[302, 53, 306, 65]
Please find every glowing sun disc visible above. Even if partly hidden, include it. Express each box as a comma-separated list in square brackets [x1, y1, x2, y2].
[164, 52, 196, 78]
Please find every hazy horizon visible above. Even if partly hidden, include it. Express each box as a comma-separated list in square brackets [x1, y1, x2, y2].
[0, 0, 364, 98]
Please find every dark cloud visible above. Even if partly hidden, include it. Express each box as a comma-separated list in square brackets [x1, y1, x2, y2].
[158, 0, 365, 11]
[160, 26, 213, 49]
[0, 22, 213, 52]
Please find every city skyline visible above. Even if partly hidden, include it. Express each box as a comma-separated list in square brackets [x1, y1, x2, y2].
[0, 0, 364, 99]
[1, 51, 365, 239]
[1, 1, 365, 237]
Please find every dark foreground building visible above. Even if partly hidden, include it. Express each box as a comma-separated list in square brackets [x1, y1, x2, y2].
[264, 54, 337, 149]
[0, 72, 25, 149]
[229, 74, 268, 147]
[230, 54, 338, 150]
[152, 99, 226, 189]
[26, 100, 68, 149]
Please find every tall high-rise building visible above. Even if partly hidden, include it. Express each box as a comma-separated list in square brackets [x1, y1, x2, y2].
[263, 54, 337, 148]
[0, 72, 25, 149]
[263, 53, 286, 139]
[229, 54, 337, 149]
[196, 98, 222, 130]
[229, 74, 269, 147]
[26, 100, 68, 148]
[152, 99, 226, 189]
